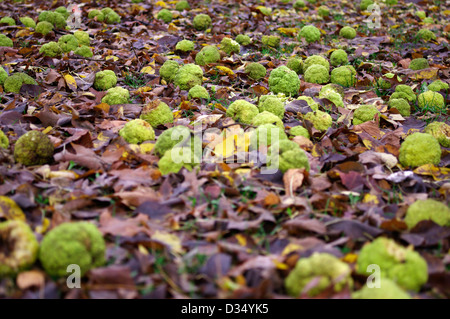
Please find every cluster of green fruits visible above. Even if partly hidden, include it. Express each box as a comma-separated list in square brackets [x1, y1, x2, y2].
[0, 205, 105, 279]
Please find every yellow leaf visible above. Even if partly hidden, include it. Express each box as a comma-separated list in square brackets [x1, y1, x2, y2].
[362, 139, 372, 149]
[35, 218, 50, 234]
[97, 132, 110, 142]
[277, 27, 298, 37]
[168, 23, 180, 33]
[410, 68, 438, 80]
[16, 29, 31, 38]
[311, 144, 321, 157]
[414, 164, 450, 181]
[42, 126, 53, 134]
[235, 234, 247, 246]
[63, 74, 77, 91]
[281, 243, 303, 256]
[105, 55, 119, 61]
[173, 110, 183, 119]
[155, 1, 166, 7]
[214, 135, 235, 159]
[216, 66, 234, 77]
[342, 253, 358, 264]
[235, 168, 251, 175]
[138, 244, 149, 255]
[140, 66, 155, 74]
[135, 86, 152, 93]
[273, 259, 289, 270]
[138, 143, 155, 154]
[363, 194, 379, 205]
[152, 231, 183, 254]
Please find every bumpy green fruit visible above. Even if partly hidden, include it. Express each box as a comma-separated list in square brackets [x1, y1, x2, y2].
[0, 130, 8, 149]
[0, 17, 16, 26]
[388, 99, 410, 117]
[74, 31, 90, 46]
[416, 11, 426, 19]
[55, 6, 70, 19]
[352, 278, 411, 299]
[286, 57, 303, 74]
[258, 95, 285, 119]
[285, 253, 352, 297]
[157, 9, 173, 23]
[252, 111, 284, 129]
[353, 105, 380, 125]
[392, 85, 416, 103]
[101, 87, 130, 105]
[39, 41, 62, 57]
[188, 85, 210, 100]
[94, 70, 117, 91]
[356, 237, 428, 291]
[293, 0, 306, 10]
[226, 100, 259, 124]
[193, 14, 212, 31]
[38, 11, 66, 29]
[154, 126, 195, 156]
[0, 220, 39, 277]
[404, 199, 450, 229]
[58, 35, 79, 53]
[174, 63, 203, 90]
[250, 123, 288, 149]
[0, 34, 13, 47]
[330, 49, 348, 67]
[318, 6, 329, 17]
[424, 121, 450, 148]
[0, 66, 8, 85]
[220, 37, 240, 55]
[4, 72, 37, 93]
[175, 40, 195, 52]
[88, 9, 105, 22]
[331, 65, 356, 87]
[35, 21, 53, 35]
[101, 8, 121, 24]
[298, 25, 321, 43]
[303, 55, 330, 72]
[158, 146, 199, 175]
[319, 86, 344, 108]
[176, 1, 191, 11]
[360, 0, 374, 11]
[119, 119, 155, 144]
[428, 80, 449, 92]
[416, 29, 436, 41]
[19, 17, 36, 28]
[304, 64, 329, 84]
[195, 45, 220, 65]
[289, 125, 310, 139]
[14, 131, 54, 166]
[262, 35, 281, 48]
[339, 26, 356, 39]
[410, 58, 429, 70]
[304, 110, 332, 132]
[417, 90, 445, 110]
[399, 132, 441, 167]
[39, 222, 106, 277]
[245, 62, 266, 80]
[235, 34, 251, 46]
[268, 66, 300, 96]
[140, 100, 174, 128]
[160, 60, 180, 83]
[268, 139, 310, 173]
[74, 45, 93, 58]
